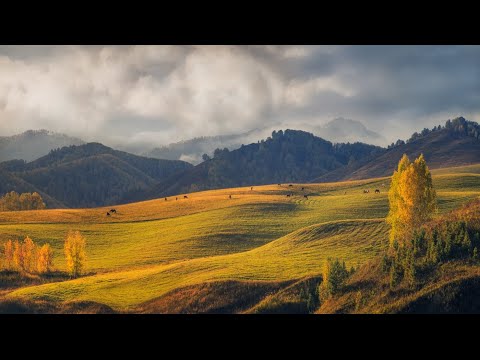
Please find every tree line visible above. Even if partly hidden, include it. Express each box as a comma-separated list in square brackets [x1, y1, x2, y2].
[0, 191, 46, 211]
[1, 230, 87, 278]
[387, 116, 480, 149]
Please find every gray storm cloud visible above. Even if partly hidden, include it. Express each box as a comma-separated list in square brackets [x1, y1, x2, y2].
[0, 45, 479, 149]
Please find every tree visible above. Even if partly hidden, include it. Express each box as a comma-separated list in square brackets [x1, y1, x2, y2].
[386, 154, 437, 247]
[0, 191, 46, 211]
[389, 261, 402, 289]
[201, 153, 211, 162]
[37, 244, 54, 274]
[64, 230, 87, 278]
[3, 240, 14, 270]
[404, 250, 416, 288]
[13, 240, 24, 271]
[321, 258, 350, 297]
[22, 236, 37, 273]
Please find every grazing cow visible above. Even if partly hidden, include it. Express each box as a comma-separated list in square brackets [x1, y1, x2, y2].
[184, 195, 188, 199]
[304, 194, 308, 199]
[363, 189, 370, 194]
[165, 197, 168, 201]
[286, 194, 291, 197]
[106, 212, 110, 216]
[278, 183, 281, 186]
[289, 184, 293, 187]
[229, 195, 232, 199]
[110, 209, 116, 213]
[344, 191, 347, 195]
[301, 187, 305, 191]
[375, 189, 380, 193]
[176, 197, 178, 201]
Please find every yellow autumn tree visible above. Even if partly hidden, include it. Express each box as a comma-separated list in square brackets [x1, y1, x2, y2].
[387, 154, 437, 247]
[22, 236, 38, 273]
[64, 230, 86, 278]
[3, 239, 14, 270]
[13, 240, 24, 271]
[37, 244, 54, 274]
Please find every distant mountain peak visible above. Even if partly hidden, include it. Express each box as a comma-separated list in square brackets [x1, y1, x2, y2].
[0, 129, 86, 163]
[315, 118, 385, 145]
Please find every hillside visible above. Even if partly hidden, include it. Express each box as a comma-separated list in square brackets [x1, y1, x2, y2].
[1, 164, 479, 312]
[315, 117, 480, 182]
[142, 129, 384, 199]
[143, 129, 265, 165]
[0, 129, 85, 162]
[143, 118, 384, 164]
[0, 143, 193, 208]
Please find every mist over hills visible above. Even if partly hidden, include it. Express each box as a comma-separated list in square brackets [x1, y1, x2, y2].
[143, 118, 385, 164]
[1, 116, 480, 208]
[0, 130, 85, 162]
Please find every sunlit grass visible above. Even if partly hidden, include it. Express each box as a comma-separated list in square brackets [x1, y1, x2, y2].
[2, 164, 480, 310]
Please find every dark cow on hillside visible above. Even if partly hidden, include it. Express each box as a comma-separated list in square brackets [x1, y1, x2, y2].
[110, 209, 116, 213]
[184, 195, 188, 199]
[375, 189, 380, 193]
[165, 197, 168, 201]
[229, 195, 232, 199]
[286, 194, 291, 197]
[301, 187, 305, 191]
[251, 187, 253, 191]
[304, 195, 308, 199]
[106, 212, 110, 216]
[278, 183, 281, 186]
[363, 189, 370, 194]
[176, 197, 178, 201]
[288, 184, 293, 187]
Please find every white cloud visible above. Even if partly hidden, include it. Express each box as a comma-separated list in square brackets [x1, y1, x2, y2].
[284, 76, 356, 106]
[0, 45, 479, 150]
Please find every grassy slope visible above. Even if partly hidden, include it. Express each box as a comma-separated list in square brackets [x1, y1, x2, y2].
[2, 164, 480, 311]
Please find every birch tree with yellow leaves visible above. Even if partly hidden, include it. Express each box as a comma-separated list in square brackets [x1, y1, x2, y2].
[387, 154, 437, 247]
[64, 230, 87, 278]
[37, 244, 54, 274]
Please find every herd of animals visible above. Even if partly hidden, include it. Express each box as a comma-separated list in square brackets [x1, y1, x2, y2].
[105, 184, 383, 217]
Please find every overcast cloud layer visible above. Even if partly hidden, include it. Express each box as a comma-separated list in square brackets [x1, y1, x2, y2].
[0, 45, 479, 148]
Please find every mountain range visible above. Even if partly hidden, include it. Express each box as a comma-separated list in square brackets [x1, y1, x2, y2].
[0, 118, 385, 166]
[143, 118, 385, 165]
[143, 116, 480, 199]
[1, 116, 479, 208]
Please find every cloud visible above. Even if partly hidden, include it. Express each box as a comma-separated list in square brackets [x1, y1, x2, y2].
[0, 45, 479, 149]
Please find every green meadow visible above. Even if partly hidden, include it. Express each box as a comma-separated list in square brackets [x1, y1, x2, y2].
[2, 164, 480, 311]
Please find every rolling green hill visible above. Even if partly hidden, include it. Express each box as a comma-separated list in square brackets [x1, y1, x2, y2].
[1, 163, 479, 313]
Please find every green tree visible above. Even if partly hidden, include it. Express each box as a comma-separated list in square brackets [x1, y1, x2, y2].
[389, 261, 402, 290]
[321, 258, 350, 297]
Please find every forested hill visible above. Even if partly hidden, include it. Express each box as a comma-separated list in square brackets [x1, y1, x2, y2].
[0, 143, 193, 208]
[314, 117, 480, 182]
[141, 130, 385, 198]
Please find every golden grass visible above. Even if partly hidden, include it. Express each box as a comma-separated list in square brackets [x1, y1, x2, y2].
[2, 164, 480, 310]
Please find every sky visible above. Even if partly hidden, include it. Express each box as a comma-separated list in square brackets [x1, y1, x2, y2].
[0, 45, 479, 148]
